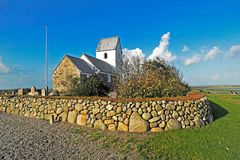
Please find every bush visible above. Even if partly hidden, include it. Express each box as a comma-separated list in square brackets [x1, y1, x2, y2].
[114, 57, 190, 98]
[69, 75, 109, 96]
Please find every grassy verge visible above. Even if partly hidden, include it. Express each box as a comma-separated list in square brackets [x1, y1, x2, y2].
[71, 94, 240, 160]
[71, 125, 146, 157]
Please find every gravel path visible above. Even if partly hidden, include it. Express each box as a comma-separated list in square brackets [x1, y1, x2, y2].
[0, 112, 138, 160]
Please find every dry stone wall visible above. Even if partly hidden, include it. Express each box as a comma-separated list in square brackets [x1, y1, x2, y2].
[0, 94, 213, 132]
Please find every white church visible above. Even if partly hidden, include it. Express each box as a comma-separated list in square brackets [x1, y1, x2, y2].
[52, 36, 123, 93]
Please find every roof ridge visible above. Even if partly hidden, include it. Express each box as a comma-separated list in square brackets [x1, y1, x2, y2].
[84, 54, 114, 66]
[66, 55, 95, 74]
[65, 54, 78, 59]
[83, 54, 116, 74]
[99, 36, 119, 41]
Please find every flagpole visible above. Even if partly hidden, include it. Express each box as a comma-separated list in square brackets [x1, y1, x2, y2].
[45, 24, 48, 95]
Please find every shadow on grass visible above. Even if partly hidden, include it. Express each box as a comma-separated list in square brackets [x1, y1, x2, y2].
[209, 100, 228, 120]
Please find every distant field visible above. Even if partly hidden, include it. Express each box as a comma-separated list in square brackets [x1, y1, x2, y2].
[192, 85, 240, 88]
[71, 94, 240, 159]
[192, 85, 240, 95]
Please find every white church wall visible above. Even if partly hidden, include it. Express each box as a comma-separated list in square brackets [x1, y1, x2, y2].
[96, 50, 117, 68]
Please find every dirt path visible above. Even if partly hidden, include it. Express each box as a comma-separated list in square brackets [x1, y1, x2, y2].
[0, 112, 139, 160]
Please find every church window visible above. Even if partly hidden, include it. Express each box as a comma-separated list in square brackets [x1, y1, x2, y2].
[108, 74, 111, 83]
[104, 53, 108, 59]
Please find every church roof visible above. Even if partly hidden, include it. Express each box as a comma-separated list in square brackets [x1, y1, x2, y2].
[96, 36, 119, 52]
[82, 54, 116, 74]
[66, 55, 95, 75]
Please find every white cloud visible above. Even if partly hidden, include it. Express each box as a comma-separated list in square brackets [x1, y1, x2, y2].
[148, 32, 177, 62]
[122, 48, 145, 64]
[183, 47, 219, 66]
[204, 46, 220, 61]
[123, 32, 176, 63]
[0, 57, 10, 73]
[182, 45, 190, 52]
[184, 54, 201, 66]
[227, 45, 240, 57]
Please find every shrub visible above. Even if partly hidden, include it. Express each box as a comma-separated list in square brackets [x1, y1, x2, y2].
[114, 57, 190, 98]
[69, 75, 109, 96]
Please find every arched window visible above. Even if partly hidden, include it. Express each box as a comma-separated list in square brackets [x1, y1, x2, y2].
[104, 52, 107, 59]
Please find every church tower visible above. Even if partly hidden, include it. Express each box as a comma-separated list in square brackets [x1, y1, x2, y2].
[96, 36, 122, 69]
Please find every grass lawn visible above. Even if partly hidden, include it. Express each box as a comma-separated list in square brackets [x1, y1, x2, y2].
[72, 94, 240, 160]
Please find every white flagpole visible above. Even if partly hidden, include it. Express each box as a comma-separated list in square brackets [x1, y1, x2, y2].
[45, 24, 48, 95]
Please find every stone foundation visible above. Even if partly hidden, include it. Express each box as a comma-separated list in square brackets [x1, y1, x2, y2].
[0, 94, 213, 132]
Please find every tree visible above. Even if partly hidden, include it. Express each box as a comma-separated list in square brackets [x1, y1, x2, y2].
[69, 75, 109, 96]
[114, 56, 190, 98]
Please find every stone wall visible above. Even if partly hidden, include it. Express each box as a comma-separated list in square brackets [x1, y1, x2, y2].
[0, 94, 213, 132]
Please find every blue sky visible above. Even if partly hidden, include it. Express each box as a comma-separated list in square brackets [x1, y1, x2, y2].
[0, 0, 240, 89]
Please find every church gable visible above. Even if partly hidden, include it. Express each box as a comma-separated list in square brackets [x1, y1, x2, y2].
[53, 56, 81, 93]
[53, 56, 80, 77]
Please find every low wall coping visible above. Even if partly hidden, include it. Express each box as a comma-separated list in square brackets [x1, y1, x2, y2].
[0, 93, 205, 102]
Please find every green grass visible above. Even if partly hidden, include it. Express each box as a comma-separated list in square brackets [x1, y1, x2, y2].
[71, 94, 240, 160]
[137, 94, 240, 160]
